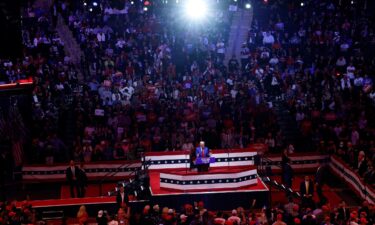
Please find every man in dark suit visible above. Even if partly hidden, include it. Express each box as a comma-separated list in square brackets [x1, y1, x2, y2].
[195, 141, 210, 172]
[357, 151, 367, 177]
[337, 201, 350, 223]
[116, 186, 129, 208]
[77, 163, 88, 198]
[282, 160, 293, 189]
[315, 164, 327, 204]
[66, 160, 80, 198]
[300, 175, 314, 209]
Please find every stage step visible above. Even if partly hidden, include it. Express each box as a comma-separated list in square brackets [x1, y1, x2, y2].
[42, 210, 64, 220]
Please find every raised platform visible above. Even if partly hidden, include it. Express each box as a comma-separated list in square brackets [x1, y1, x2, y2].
[149, 167, 269, 210]
[160, 166, 258, 190]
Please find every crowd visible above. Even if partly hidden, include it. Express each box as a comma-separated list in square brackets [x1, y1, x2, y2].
[1, 0, 375, 223]
[0, 200, 39, 225]
[240, 0, 375, 186]
[71, 199, 375, 225]
[0, 1, 81, 165]
[40, 0, 281, 164]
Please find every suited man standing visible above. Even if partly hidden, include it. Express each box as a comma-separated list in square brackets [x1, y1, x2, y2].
[357, 151, 367, 176]
[337, 201, 350, 223]
[300, 175, 314, 209]
[195, 141, 210, 172]
[282, 159, 294, 189]
[66, 160, 80, 198]
[116, 186, 129, 208]
[315, 164, 327, 204]
[77, 163, 88, 198]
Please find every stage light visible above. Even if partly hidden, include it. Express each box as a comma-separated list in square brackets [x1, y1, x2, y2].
[300, 2, 304, 6]
[245, 3, 251, 9]
[350, 0, 354, 4]
[184, 0, 208, 21]
[92, 1, 98, 6]
[89, 8, 93, 12]
[83, 2, 87, 6]
[143, 7, 148, 11]
[131, 1, 134, 4]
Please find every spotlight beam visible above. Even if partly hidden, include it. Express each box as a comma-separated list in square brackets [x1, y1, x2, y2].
[184, 0, 208, 21]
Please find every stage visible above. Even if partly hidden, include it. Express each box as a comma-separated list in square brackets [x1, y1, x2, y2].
[148, 166, 269, 210]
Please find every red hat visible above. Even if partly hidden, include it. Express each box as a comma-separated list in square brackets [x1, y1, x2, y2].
[294, 218, 301, 224]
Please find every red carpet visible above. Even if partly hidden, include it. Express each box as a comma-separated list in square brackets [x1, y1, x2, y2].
[150, 170, 268, 195]
[60, 183, 116, 199]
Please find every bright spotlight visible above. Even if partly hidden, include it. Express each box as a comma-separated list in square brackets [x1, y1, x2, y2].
[245, 3, 251, 9]
[89, 8, 93, 12]
[300, 2, 304, 6]
[92, 2, 98, 6]
[83, 2, 87, 6]
[143, 6, 148, 11]
[184, 0, 208, 21]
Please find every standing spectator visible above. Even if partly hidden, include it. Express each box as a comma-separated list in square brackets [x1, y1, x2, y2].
[300, 176, 315, 209]
[228, 209, 241, 224]
[78, 163, 88, 198]
[96, 210, 108, 225]
[337, 201, 350, 223]
[77, 205, 88, 225]
[315, 163, 327, 204]
[116, 186, 129, 209]
[357, 151, 367, 176]
[282, 159, 294, 189]
[66, 160, 80, 198]
[272, 214, 286, 225]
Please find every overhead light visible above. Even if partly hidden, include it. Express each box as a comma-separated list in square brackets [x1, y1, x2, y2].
[143, 7, 148, 11]
[245, 3, 251, 9]
[184, 0, 208, 21]
[92, 2, 98, 6]
[300, 2, 304, 6]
